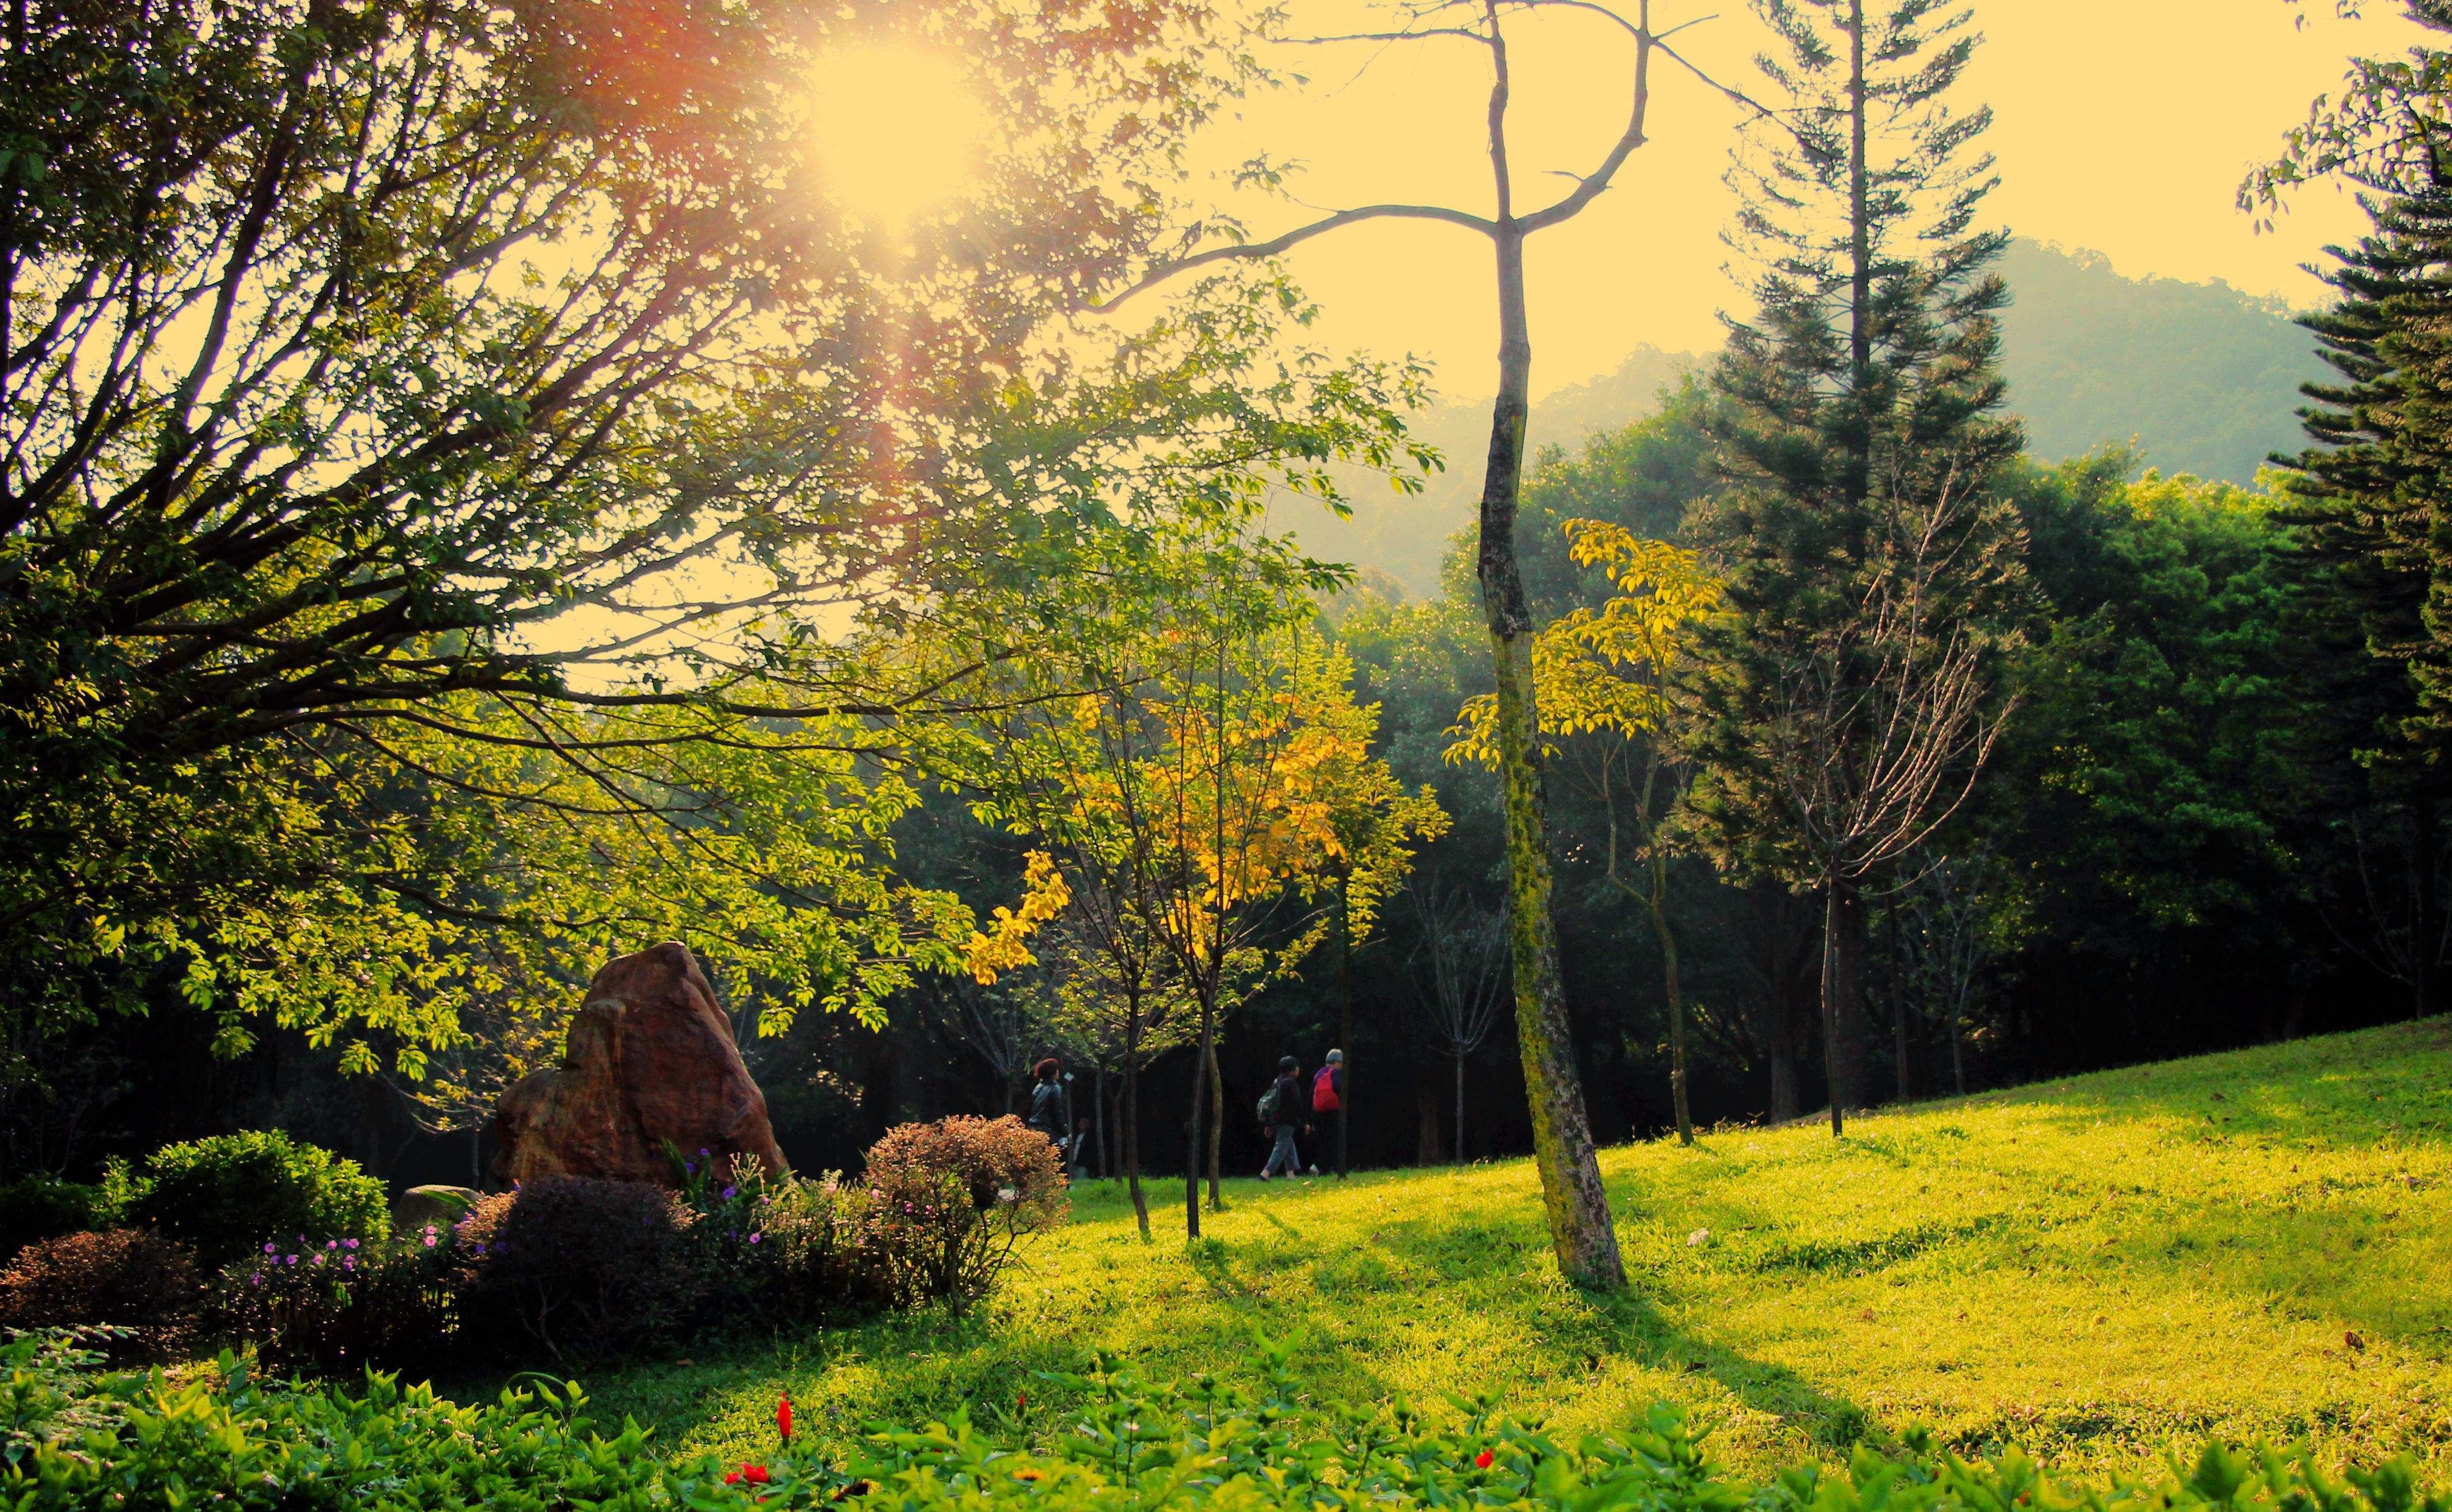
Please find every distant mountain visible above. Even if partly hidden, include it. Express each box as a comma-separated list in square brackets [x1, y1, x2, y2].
[1291, 240, 2327, 598]
[1995, 239, 2323, 483]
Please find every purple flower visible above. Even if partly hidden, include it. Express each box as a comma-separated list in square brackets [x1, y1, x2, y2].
[343, 1257, 355, 1271]
[721, 1185, 738, 1201]
[345, 1238, 358, 1249]
[263, 1242, 277, 1254]
[422, 1232, 437, 1247]
[748, 1233, 763, 1245]
[250, 1273, 263, 1285]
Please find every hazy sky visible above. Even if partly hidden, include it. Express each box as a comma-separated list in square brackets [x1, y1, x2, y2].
[1190, 0, 2431, 401]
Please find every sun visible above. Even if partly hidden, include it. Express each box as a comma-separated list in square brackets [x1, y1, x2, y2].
[803, 46, 991, 225]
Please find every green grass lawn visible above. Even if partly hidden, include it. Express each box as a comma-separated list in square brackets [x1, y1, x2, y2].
[579, 1019, 2452, 1484]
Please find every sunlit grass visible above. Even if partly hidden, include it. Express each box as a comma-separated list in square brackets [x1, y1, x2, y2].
[573, 1019, 2452, 1482]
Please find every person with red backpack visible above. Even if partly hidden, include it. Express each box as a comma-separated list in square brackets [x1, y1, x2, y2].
[1312, 1049, 1346, 1178]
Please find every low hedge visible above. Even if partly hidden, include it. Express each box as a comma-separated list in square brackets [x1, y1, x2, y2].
[98, 1129, 390, 1269]
[5, 1330, 2445, 1512]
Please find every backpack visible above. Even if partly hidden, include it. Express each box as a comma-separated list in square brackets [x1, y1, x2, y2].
[1312, 1066, 1341, 1114]
[1255, 1083, 1282, 1126]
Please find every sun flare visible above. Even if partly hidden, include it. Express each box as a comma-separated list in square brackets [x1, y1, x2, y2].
[803, 46, 991, 225]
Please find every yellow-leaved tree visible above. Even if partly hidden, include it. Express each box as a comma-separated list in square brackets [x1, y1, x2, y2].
[1450, 520, 1722, 1144]
[972, 532, 1442, 1236]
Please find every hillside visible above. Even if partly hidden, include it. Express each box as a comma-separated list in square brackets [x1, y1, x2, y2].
[583, 1019, 2452, 1483]
[1299, 240, 2327, 597]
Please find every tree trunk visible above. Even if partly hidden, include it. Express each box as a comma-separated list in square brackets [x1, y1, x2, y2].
[1820, 879, 1869, 1133]
[1125, 1016, 1150, 1238]
[2416, 794, 2439, 1021]
[1184, 1002, 1213, 1239]
[1949, 995, 1967, 1097]
[1478, 221, 1625, 1291]
[1337, 888, 1352, 1177]
[1768, 1040, 1799, 1125]
[1454, 1051, 1466, 1165]
[1095, 1064, 1109, 1180]
[1889, 903, 1910, 1103]
[1205, 1039, 1224, 1210]
[1647, 895, 1693, 1146]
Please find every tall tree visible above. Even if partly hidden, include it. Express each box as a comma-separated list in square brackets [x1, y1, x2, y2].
[1686, 0, 2024, 1133]
[2273, 164, 2452, 1019]
[1096, 0, 1772, 1288]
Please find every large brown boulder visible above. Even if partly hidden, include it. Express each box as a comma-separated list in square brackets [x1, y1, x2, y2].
[489, 943, 788, 1188]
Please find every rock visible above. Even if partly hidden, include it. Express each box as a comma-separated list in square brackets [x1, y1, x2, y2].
[392, 1185, 478, 1235]
[488, 943, 788, 1188]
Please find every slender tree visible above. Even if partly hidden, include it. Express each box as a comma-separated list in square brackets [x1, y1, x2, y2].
[1686, 0, 2024, 1134]
[1097, 0, 1772, 1286]
[1409, 879, 1510, 1163]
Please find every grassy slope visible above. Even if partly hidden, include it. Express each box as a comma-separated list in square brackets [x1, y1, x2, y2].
[583, 1019, 2452, 1483]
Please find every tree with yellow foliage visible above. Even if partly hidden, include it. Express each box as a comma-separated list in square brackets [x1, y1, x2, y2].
[1452, 520, 1722, 1145]
[971, 534, 1442, 1237]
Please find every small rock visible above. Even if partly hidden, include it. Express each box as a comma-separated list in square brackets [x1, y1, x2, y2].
[393, 1185, 478, 1233]
[1686, 1228, 1710, 1247]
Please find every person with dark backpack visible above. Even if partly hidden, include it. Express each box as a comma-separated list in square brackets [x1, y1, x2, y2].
[1258, 1055, 1309, 1179]
[1026, 1059, 1067, 1157]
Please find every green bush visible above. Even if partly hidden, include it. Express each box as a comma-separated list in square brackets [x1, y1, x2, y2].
[6, 1333, 2448, 1512]
[0, 1230, 205, 1363]
[0, 1175, 97, 1262]
[100, 1130, 389, 1269]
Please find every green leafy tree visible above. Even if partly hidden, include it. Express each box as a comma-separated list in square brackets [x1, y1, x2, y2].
[0, 0, 1429, 1084]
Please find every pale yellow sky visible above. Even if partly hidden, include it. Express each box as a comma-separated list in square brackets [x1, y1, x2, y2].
[1192, 0, 2430, 400]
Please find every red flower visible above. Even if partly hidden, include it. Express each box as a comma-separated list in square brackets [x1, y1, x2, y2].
[1475, 1451, 1495, 1470]
[726, 1464, 772, 1485]
[1016, 1388, 1027, 1416]
[777, 1392, 794, 1447]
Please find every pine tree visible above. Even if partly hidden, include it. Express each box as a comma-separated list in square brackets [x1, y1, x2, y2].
[2278, 161, 2452, 1018]
[1685, 0, 2027, 1132]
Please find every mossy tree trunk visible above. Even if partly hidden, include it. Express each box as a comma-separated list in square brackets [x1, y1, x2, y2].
[1479, 204, 1624, 1286]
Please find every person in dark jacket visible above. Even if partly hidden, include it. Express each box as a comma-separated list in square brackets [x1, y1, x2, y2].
[1026, 1059, 1067, 1155]
[1259, 1055, 1308, 1179]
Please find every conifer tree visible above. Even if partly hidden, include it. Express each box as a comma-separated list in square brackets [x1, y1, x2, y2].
[1686, 0, 2026, 1132]
[2278, 162, 2452, 1018]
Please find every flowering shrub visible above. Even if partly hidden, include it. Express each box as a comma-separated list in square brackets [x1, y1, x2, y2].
[449, 1175, 701, 1363]
[6, 1332, 2449, 1512]
[863, 1115, 1065, 1312]
[98, 1129, 390, 1269]
[215, 1228, 454, 1379]
[0, 1230, 204, 1362]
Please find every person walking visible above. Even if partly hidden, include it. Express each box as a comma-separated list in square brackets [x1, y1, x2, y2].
[1313, 1049, 1345, 1175]
[1026, 1059, 1068, 1160]
[1258, 1055, 1309, 1179]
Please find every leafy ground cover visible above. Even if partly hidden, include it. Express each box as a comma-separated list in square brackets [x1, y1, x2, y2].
[577, 1019, 2452, 1484]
